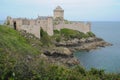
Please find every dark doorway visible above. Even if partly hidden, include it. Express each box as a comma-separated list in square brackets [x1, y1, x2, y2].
[13, 21, 16, 30]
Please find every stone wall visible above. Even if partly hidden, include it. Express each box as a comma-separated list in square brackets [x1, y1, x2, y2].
[46, 17, 54, 36]
[20, 25, 40, 38]
[6, 16, 91, 39]
[6, 16, 54, 38]
[37, 16, 53, 36]
[13, 19, 40, 38]
[54, 22, 91, 33]
[14, 19, 22, 31]
[54, 11, 64, 19]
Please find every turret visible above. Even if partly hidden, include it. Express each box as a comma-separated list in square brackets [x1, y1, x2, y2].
[53, 6, 64, 20]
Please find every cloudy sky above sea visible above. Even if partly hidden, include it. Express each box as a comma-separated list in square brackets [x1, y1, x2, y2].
[1, 0, 120, 21]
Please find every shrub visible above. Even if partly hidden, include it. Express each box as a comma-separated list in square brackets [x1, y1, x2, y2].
[60, 28, 80, 39]
[87, 32, 96, 37]
[40, 28, 52, 46]
[54, 30, 60, 34]
[89, 68, 105, 78]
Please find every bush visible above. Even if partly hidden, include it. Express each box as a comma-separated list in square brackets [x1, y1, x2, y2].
[87, 32, 96, 37]
[89, 68, 105, 77]
[60, 28, 80, 39]
[54, 30, 60, 34]
[40, 28, 52, 46]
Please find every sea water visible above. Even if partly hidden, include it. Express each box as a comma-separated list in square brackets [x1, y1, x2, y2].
[75, 22, 120, 73]
[0, 20, 4, 25]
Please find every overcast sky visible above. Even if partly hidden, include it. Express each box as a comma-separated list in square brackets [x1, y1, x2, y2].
[1, 0, 120, 21]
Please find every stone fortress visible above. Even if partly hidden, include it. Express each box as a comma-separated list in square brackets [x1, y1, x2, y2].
[6, 6, 91, 38]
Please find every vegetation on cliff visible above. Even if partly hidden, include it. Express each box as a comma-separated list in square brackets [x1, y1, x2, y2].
[40, 28, 52, 47]
[0, 25, 120, 80]
[53, 28, 95, 42]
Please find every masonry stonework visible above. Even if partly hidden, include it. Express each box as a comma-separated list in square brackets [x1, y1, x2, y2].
[5, 6, 91, 39]
[54, 6, 64, 19]
[54, 22, 91, 33]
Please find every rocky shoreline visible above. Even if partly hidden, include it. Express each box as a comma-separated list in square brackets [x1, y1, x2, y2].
[41, 37, 112, 66]
[41, 47, 79, 66]
[55, 37, 112, 52]
[20, 30, 112, 66]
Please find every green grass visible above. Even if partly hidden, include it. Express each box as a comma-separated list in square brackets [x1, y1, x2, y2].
[0, 25, 40, 55]
[53, 28, 95, 42]
[60, 28, 95, 38]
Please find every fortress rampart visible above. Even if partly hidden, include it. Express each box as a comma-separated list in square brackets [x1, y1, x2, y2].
[5, 6, 91, 39]
[54, 22, 91, 33]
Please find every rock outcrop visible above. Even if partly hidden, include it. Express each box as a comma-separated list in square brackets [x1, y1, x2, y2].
[54, 37, 112, 52]
[43, 47, 72, 57]
[43, 47, 79, 66]
[19, 30, 112, 66]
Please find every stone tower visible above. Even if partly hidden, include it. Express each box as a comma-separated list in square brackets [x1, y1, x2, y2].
[53, 6, 64, 19]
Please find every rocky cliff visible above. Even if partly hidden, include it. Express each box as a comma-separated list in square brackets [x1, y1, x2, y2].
[55, 37, 112, 52]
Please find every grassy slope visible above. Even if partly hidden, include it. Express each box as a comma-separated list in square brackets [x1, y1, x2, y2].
[0, 25, 40, 55]
[0, 25, 42, 79]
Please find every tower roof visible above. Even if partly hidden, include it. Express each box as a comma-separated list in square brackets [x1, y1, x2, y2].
[54, 6, 63, 11]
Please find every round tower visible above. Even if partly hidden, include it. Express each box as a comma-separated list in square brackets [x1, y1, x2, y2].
[53, 6, 64, 20]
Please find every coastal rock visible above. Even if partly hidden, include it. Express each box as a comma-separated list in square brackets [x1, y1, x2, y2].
[69, 40, 112, 52]
[40, 54, 48, 59]
[46, 57, 80, 66]
[43, 47, 72, 57]
[63, 47, 72, 55]
[67, 58, 80, 66]
[55, 39, 80, 47]
[47, 38, 111, 66]
[55, 37, 112, 52]
[43, 47, 80, 66]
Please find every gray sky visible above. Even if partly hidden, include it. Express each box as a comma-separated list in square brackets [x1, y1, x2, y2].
[1, 0, 120, 21]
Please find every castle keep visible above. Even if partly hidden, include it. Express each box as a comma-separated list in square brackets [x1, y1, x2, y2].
[6, 6, 91, 38]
